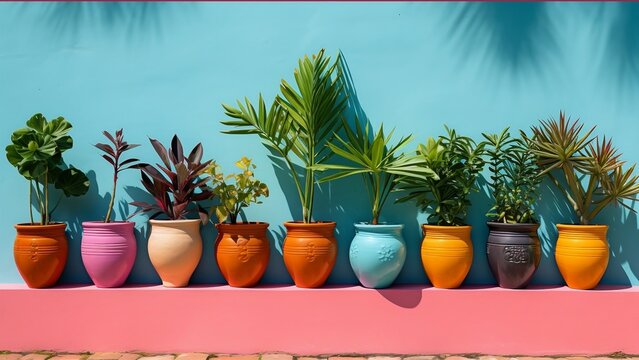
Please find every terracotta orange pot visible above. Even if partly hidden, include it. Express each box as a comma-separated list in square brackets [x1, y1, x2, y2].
[283, 221, 337, 288]
[215, 222, 270, 287]
[421, 224, 473, 289]
[147, 219, 202, 287]
[555, 224, 609, 290]
[13, 223, 68, 288]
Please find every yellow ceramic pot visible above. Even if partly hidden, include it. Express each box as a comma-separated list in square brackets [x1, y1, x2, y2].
[421, 225, 473, 289]
[555, 224, 609, 290]
[148, 219, 202, 287]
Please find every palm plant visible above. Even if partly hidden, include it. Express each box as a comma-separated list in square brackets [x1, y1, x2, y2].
[529, 111, 639, 225]
[482, 127, 541, 224]
[396, 127, 486, 226]
[221, 49, 346, 223]
[315, 120, 434, 225]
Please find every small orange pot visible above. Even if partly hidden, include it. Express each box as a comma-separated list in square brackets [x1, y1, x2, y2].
[13, 223, 68, 288]
[283, 221, 337, 288]
[555, 224, 609, 290]
[215, 222, 270, 287]
[421, 224, 473, 289]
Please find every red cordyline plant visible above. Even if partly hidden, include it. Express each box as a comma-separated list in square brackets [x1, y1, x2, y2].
[130, 135, 212, 223]
[529, 111, 639, 225]
[95, 129, 140, 223]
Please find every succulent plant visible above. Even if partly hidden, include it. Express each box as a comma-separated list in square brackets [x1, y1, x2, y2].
[6, 113, 89, 225]
[95, 129, 140, 223]
[130, 135, 212, 223]
[530, 111, 639, 225]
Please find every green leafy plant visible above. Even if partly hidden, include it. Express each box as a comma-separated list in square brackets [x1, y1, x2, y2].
[130, 135, 212, 223]
[221, 49, 346, 223]
[530, 111, 639, 225]
[95, 129, 140, 223]
[396, 127, 486, 226]
[315, 120, 434, 225]
[206, 157, 269, 224]
[482, 127, 541, 223]
[6, 113, 89, 225]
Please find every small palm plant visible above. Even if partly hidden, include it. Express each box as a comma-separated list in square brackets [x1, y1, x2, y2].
[221, 49, 346, 223]
[396, 127, 486, 226]
[482, 127, 541, 224]
[206, 157, 269, 224]
[315, 120, 434, 225]
[530, 111, 639, 225]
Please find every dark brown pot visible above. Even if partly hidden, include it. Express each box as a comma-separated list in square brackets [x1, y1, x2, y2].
[486, 222, 541, 289]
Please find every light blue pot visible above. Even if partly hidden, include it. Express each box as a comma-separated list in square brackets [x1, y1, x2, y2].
[349, 223, 407, 289]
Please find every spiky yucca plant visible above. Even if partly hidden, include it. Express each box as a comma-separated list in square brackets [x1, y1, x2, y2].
[530, 111, 639, 225]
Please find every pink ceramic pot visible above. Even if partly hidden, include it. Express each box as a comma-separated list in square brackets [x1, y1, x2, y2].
[81, 221, 137, 288]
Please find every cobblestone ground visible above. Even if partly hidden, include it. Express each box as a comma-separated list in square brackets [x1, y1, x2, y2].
[1, 353, 639, 360]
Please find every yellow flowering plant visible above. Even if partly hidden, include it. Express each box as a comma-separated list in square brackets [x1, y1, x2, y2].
[206, 157, 269, 224]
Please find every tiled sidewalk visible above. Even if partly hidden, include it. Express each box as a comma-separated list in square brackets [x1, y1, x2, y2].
[1, 354, 639, 360]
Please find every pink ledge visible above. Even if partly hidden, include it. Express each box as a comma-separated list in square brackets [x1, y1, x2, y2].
[0, 284, 638, 355]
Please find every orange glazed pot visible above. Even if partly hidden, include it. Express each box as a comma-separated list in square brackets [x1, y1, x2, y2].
[421, 224, 473, 289]
[14, 223, 68, 288]
[555, 224, 609, 290]
[283, 221, 337, 288]
[215, 222, 270, 287]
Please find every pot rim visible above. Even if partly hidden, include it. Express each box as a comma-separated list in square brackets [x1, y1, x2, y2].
[149, 219, 201, 225]
[422, 224, 472, 230]
[556, 223, 608, 230]
[216, 221, 269, 229]
[15, 222, 66, 229]
[82, 220, 135, 228]
[487, 221, 540, 230]
[284, 221, 336, 229]
[354, 223, 403, 229]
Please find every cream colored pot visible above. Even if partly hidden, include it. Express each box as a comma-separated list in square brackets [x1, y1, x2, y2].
[148, 219, 202, 287]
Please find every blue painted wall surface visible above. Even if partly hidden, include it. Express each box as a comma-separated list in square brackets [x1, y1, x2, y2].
[1, 2, 639, 285]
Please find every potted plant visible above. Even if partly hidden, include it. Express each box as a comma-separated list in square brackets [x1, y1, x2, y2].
[482, 128, 542, 289]
[530, 111, 639, 289]
[81, 129, 140, 288]
[5, 113, 89, 288]
[130, 135, 212, 287]
[221, 49, 346, 288]
[207, 157, 270, 287]
[396, 127, 485, 288]
[315, 121, 432, 288]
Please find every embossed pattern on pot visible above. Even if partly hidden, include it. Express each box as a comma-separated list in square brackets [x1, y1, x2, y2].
[13, 223, 68, 288]
[555, 224, 609, 290]
[349, 223, 406, 289]
[283, 222, 337, 288]
[215, 222, 270, 287]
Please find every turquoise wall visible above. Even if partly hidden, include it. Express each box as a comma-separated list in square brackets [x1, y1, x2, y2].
[2, 2, 639, 285]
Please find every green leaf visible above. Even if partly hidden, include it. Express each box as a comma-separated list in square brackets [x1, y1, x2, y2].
[54, 167, 90, 197]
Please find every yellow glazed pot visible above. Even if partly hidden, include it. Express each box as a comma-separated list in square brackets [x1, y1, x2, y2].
[148, 219, 202, 287]
[555, 224, 609, 290]
[421, 225, 473, 289]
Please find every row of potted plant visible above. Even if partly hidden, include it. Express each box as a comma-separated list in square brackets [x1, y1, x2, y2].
[7, 49, 639, 291]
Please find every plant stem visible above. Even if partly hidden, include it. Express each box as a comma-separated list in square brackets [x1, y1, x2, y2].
[105, 172, 118, 223]
[44, 169, 49, 225]
[28, 181, 34, 224]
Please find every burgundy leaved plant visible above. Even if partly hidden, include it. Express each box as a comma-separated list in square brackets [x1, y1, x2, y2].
[130, 135, 212, 223]
[96, 129, 140, 223]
